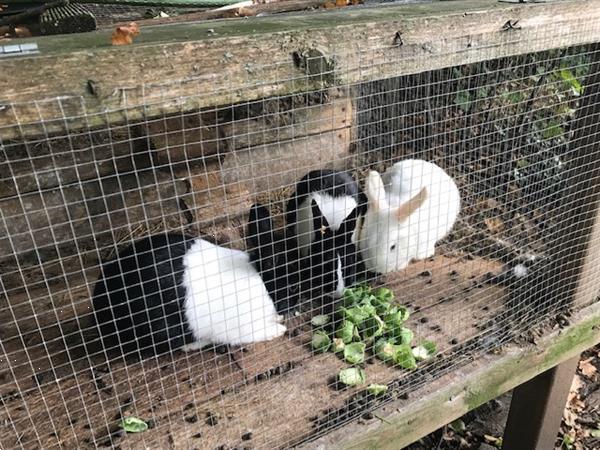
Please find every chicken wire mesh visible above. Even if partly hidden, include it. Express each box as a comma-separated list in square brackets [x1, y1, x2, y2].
[1, 27, 600, 450]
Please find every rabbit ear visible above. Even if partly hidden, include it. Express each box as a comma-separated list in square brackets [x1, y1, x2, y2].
[396, 187, 428, 222]
[311, 199, 330, 238]
[365, 171, 388, 211]
[247, 203, 274, 248]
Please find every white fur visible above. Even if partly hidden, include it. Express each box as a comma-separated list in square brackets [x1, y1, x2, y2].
[334, 255, 344, 298]
[295, 192, 358, 257]
[181, 239, 286, 348]
[512, 264, 529, 279]
[359, 160, 460, 274]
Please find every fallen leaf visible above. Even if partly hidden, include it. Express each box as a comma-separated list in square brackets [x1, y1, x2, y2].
[484, 217, 505, 233]
[237, 6, 257, 16]
[323, 1, 336, 7]
[111, 22, 140, 46]
[567, 375, 584, 405]
[483, 434, 503, 448]
[563, 408, 578, 428]
[335, 0, 346, 5]
[14, 26, 31, 38]
[579, 357, 597, 378]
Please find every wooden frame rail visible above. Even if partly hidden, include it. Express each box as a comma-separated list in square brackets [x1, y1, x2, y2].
[1, 0, 600, 138]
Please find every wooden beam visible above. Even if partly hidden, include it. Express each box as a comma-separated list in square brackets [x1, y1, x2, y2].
[502, 356, 579, 450]
[1, 0, 600, 139]
[295, 301, 600, 450]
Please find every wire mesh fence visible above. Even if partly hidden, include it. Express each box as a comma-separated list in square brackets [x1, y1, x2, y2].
[1, 21, 600, 450]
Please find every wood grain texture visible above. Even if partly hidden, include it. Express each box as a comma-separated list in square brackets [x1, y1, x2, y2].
[1, 0, 600, 138]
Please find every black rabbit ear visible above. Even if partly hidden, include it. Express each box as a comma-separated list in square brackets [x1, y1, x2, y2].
[247, 203, 274, 248]
[311, 199, 330, 237]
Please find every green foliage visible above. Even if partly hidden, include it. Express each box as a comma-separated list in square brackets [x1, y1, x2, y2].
[310, 283, 439, 390]
[454, 90, 472, 113]
[367, 384, 388, 396]
[120, 417, 148, 433]
[344, 342, 366, 364]
[311, 314, 331, 327]
[339, 367, 366, 386]
[312, 331, 331, 353]
[559, 68, 583, 96]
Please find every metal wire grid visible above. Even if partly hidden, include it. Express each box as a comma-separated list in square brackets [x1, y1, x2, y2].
[1, 25, 600, 450]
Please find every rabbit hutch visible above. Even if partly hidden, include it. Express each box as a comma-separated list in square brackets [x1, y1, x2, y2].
[1, 0, 600, 448]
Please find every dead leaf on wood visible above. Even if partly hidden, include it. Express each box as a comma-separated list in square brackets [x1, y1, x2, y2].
[111, 22, 140, 46]
[484, 217, 505, 233]
[236, 6, 257, 16]
[323, 0, 362, 8]
[580, 357, 597, 378]
[14, 26, 31, 38]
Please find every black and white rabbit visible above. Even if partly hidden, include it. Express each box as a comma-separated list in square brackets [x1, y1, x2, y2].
[92, 204, 292, 357]
[304, 199, 361, 300]
[286, 170, 367, 299]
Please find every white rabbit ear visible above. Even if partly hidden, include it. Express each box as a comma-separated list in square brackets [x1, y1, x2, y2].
[365, 170, 388, 211]
[396, 187, 428, 222]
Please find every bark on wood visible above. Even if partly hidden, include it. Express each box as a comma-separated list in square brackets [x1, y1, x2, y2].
[2, 0, 600, 139]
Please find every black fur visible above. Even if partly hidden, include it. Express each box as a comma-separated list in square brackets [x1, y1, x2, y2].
[286, 170, 368, 302]
[246, 204, 301, 314]
[285, 170, 368, 229]
[304, 199, 361, 301]
[92, 233, 196, 358]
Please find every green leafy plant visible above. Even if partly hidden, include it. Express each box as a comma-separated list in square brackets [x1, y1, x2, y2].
[344, 342, 366, 364]
[339, 367, 366, 386]
[367, 384, 388, 396]
[312, 330, 331, 353]
[310, 284, 438, 389]
[311, 314, 331, 327]
[559, 68, 583, 96]
[120, 417, 148, 433]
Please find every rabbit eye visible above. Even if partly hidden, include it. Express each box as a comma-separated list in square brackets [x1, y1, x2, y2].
[390, 244, 396, 251]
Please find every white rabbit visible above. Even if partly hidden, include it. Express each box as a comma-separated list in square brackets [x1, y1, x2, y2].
[359, 159, 460, 274]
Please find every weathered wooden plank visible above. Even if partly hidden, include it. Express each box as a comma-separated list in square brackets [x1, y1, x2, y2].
[296, 301, 600, 450]
[1, 0, 600, 139]
[502, 356, 580, 450]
